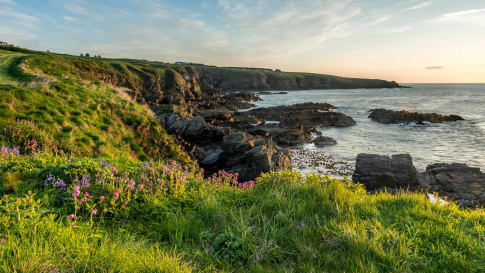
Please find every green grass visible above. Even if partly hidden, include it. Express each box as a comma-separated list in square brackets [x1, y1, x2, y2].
[0, 156, 484, 273]
[0, 49, 190, 165]
[0, 46, 483, 272]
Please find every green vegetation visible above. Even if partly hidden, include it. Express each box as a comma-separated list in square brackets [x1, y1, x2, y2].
[0, 46, 483, 272]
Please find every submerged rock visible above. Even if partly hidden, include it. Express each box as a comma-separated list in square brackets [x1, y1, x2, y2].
[352, 154, 419, 191]
[369, 108, 464, 124]
[313, 136, 337, 147]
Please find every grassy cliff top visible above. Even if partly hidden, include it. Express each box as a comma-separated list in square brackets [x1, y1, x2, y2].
[0, 48, 190, 164]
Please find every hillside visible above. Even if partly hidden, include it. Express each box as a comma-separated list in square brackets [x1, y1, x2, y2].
[0, 46, 484, 273]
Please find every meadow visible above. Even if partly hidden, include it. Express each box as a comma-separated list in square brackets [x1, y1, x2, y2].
[0, 46, 484, 272]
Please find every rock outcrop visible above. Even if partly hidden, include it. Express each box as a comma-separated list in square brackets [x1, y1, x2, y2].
[247, 103, 356, 129]
[249, 126, 313, 146]
[161, 113, 230, 145]
[219, 132, 291, 181]
[352, 154, 419, 191]
[419, 163, 485, 207]
[369, 109, 464, 125]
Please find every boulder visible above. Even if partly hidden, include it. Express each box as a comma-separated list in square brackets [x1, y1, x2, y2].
[352, 154, 419, 191]
[418, 163, 485, 207]
[313, 136, 337, 147]
[369, 109, 464, 124]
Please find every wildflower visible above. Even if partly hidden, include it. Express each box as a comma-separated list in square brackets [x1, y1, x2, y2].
[96, 168, 102, 173]
[164, 188, 168, 191]
[72, 186, 81, 197]
[67, 214, 76, 219]
[113, 190, 120, 198]
[99, 195, 105, 200]
[84, 192, 90, 198]
[138, 184, 144, 190]
[141, 162, 148, 169]
[11, 147, 19, 155]
[129, 180, 135, 191]
[80, 176, 90, 188]
[91, 209, 97, 215]
[1, 145, 8, 157]
[237, 183, 242, 188]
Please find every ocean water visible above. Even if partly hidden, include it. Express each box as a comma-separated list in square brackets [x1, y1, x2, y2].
[254, 84, 485, 171]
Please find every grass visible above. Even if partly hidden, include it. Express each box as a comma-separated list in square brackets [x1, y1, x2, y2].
[0, 45, 483, 272]
[0, 155, 484, 272]
[0, 49, 190, 164]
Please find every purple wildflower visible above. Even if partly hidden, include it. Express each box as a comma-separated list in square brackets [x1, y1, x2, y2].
[67, 214, 76, 219]
[72, 186, 81, 197]
[91, 209, 97, 215]
[11, 147, 19, 155]
[79, 176, 90, 188]
[99, 195, 105, 200]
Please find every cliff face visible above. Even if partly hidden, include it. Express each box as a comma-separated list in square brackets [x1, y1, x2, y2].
[195, 66, 400, 91]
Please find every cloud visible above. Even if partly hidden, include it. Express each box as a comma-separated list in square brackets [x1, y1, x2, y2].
[215, 0, 374, 62]
[428, 8, 485, 26]
[404, 2, 431, 11]
[425, 66, 444, 70]
[63, 16, 78, 22]
[0, 6, 38, 43]
[379, 26, 411, 34]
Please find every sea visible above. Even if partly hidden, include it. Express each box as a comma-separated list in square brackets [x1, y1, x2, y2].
[253, 84, 485, 172]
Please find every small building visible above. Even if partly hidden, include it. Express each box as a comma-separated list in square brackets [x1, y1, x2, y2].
[175, 61, 185, 65]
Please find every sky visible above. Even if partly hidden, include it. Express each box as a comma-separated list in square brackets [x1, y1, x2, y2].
[1, 0, 484, 83]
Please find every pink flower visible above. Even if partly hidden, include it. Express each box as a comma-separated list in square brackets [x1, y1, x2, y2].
[97, 168, 102, 173]
[91, 209, 97, 215]
[99, 195, 105, 200]
[67, 214, 76, 219]
[164, 188, 168, 191]
[72, 186, 81, 197]
[113, 190, 120, 198]
[237, 183, 242, 188]
[138, 184, 144, 190]
[84, 192, 90, 198]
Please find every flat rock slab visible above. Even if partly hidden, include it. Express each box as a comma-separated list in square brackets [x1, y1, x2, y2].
[369, 108, 464, 124]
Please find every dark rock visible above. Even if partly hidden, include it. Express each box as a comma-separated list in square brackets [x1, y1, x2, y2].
[247, 103, 355, 129]
[280, 111, 356, 128]
[313, 136, 337, 147]
[250, 127, 313, 145]
[369, 108, 464, 124]
[277, 92, 288, 94]
[258, 91, 273, 95]
[352, 154, 419, 191]
[418, 163, 485, 207]
[161, 113, 231, 145]
[219, 132, 291, 181]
